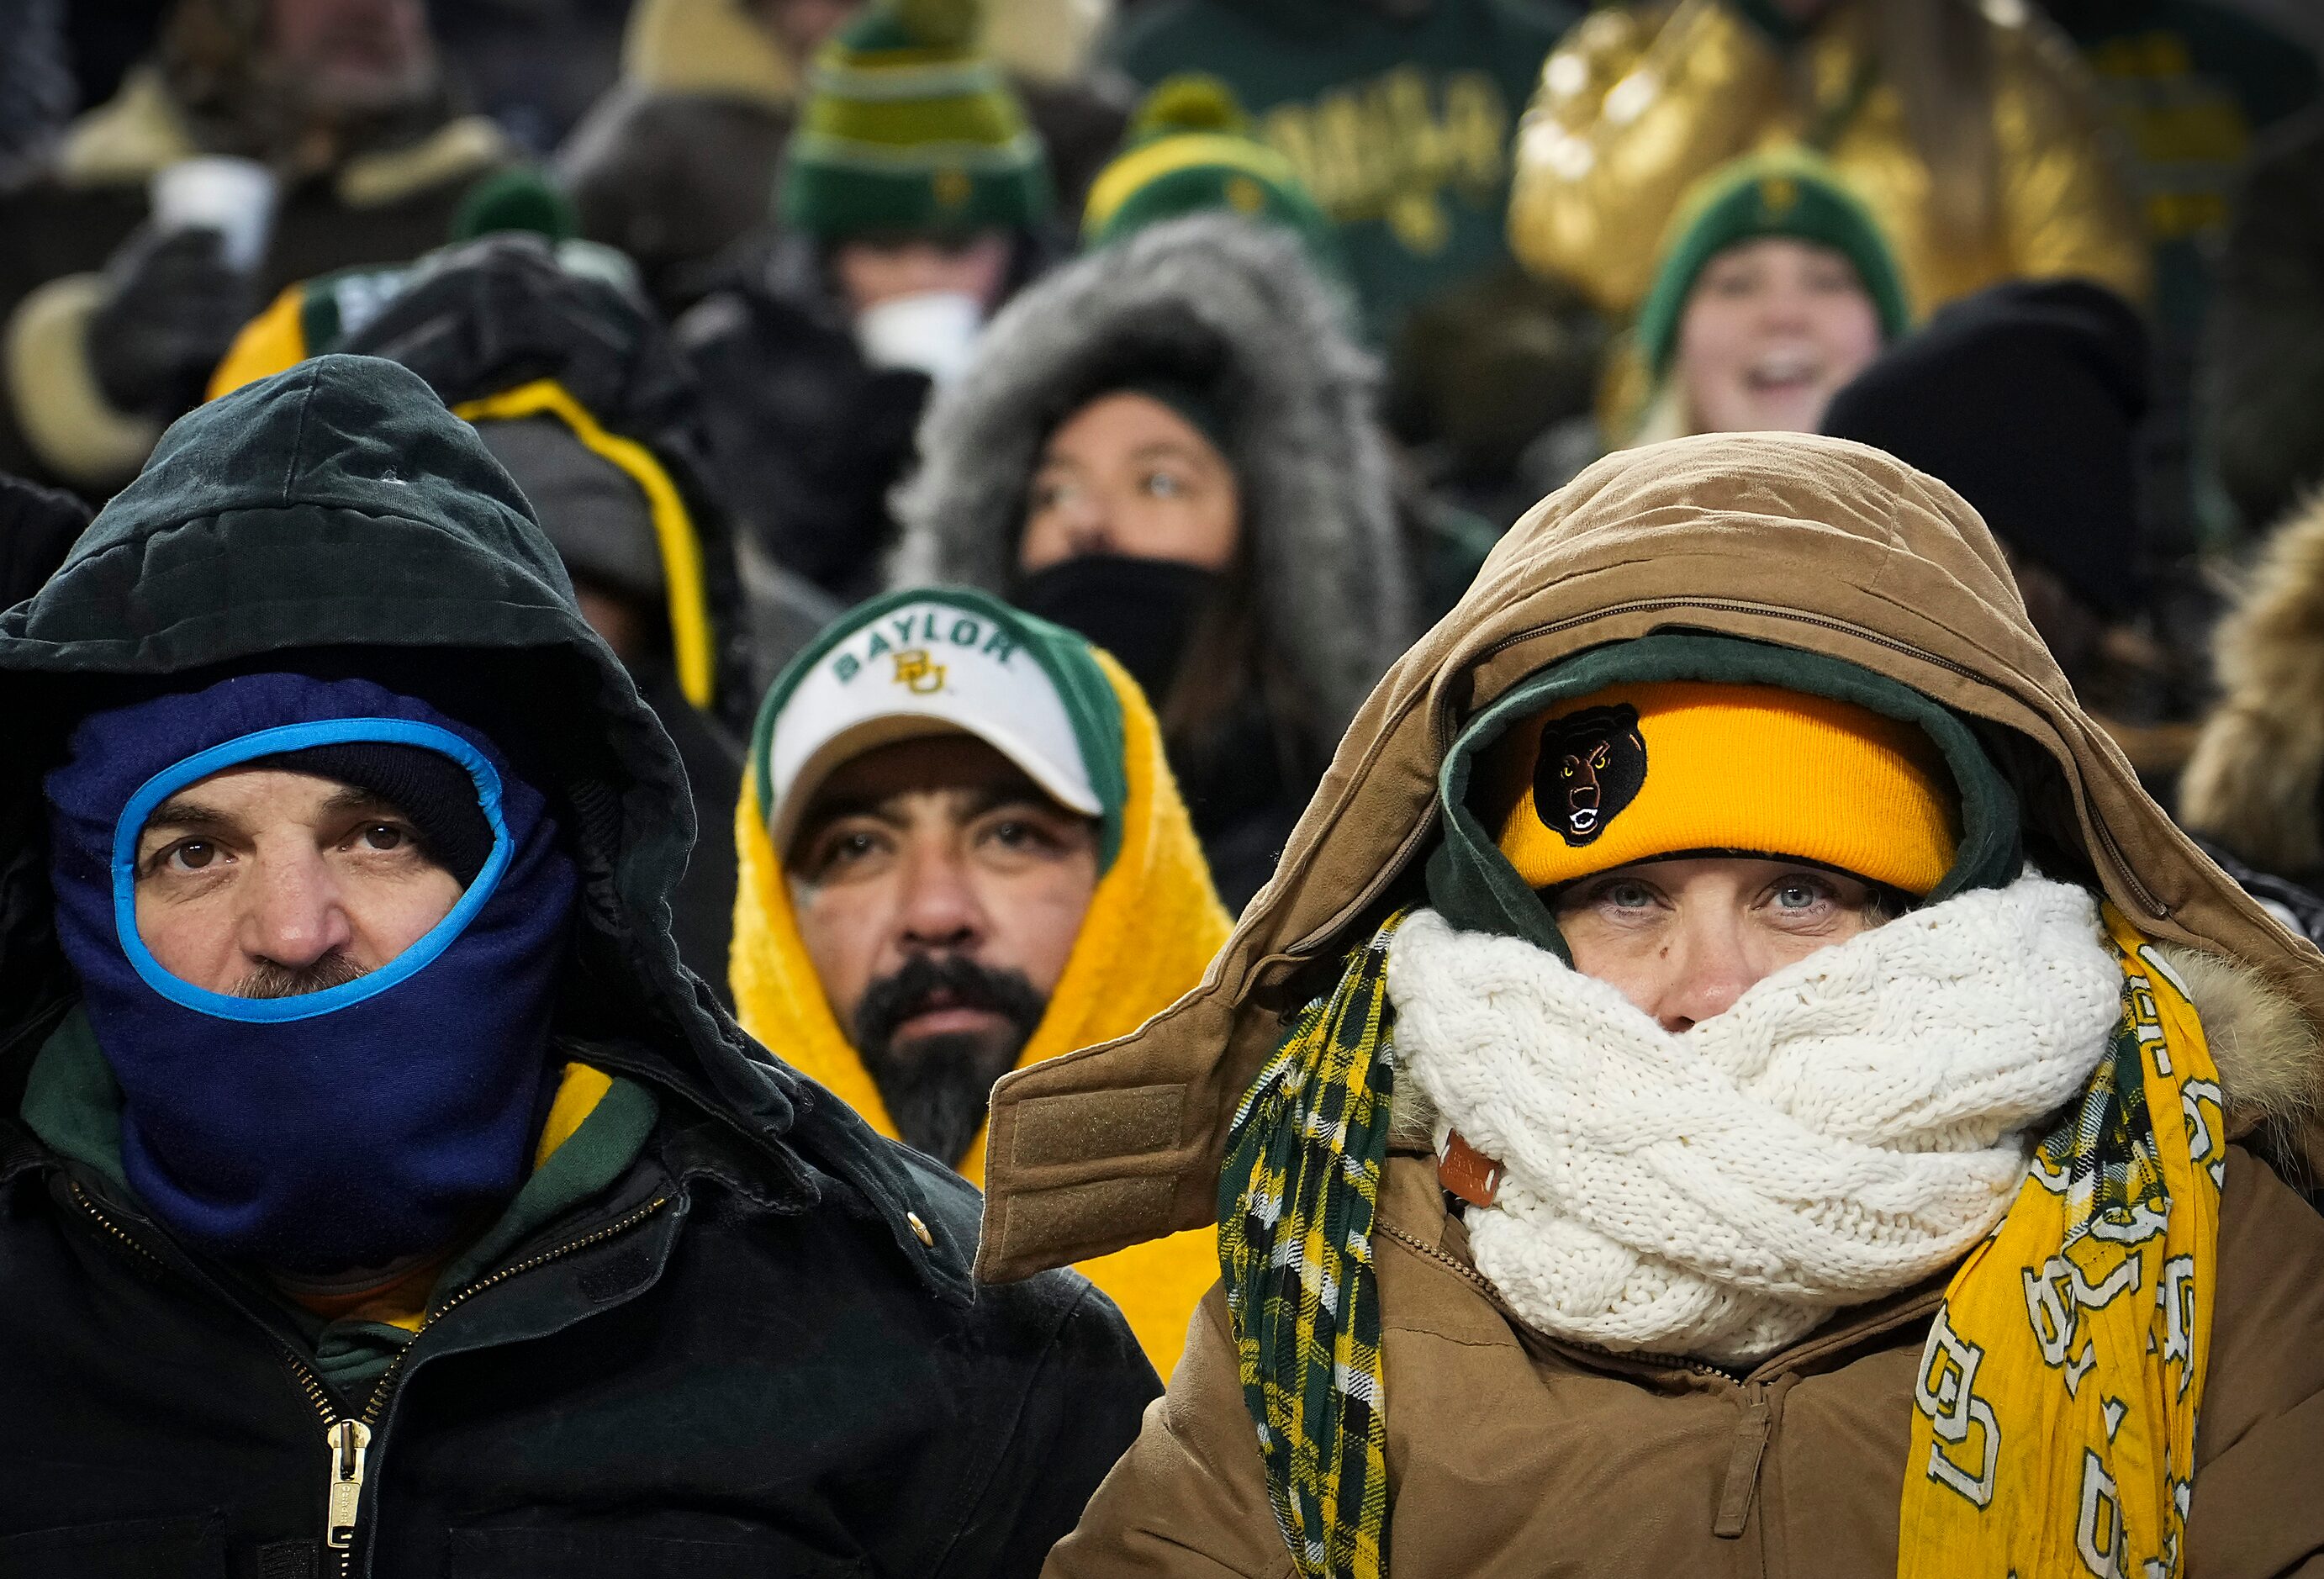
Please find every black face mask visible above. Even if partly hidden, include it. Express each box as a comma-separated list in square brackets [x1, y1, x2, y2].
[1012, 554, 1223, 705]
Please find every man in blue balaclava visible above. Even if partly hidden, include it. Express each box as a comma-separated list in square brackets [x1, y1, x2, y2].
[0, 354, 1155, 1575]
[44, 673, 576, 1289]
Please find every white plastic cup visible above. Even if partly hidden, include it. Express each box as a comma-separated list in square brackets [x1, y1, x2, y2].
[150, 156, 280, 273]
[853, 290, 985, 386]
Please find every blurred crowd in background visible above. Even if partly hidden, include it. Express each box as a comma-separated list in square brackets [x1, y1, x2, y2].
[7, 0, 2324, 955]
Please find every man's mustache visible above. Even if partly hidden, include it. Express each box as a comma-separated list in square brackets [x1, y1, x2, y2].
[853, 953, 1045, 1057]
[233, 953, 370, 1000]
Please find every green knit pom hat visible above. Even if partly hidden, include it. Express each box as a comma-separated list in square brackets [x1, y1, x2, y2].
[1081, 75, 1344, 277]
[779, 0, 1052, 239]
[1635, 151, 1911, 381]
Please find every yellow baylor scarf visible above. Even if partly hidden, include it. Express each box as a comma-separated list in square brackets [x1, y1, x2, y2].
[1901, 904, 2226, 1577]
[732, 647, 1232, 1376]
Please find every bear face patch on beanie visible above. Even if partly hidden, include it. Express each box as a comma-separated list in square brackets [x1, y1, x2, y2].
[1492, 680, 1960, 896]
[1531, 703, 1649, 845]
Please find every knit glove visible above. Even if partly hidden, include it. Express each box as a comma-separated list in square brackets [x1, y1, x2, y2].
[83, 224, 254, 418]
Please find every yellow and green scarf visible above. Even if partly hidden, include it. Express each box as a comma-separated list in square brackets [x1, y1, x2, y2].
[1222, 903, 2221, 1579]
[1900, 903, 2222, 1576]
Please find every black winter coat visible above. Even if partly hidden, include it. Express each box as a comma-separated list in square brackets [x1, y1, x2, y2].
[0, 355, 1158, 1578]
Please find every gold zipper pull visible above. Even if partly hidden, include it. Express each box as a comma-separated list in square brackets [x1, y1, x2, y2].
[325, 1418, 372, 1550]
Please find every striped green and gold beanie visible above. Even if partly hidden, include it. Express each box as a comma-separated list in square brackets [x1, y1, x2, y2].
[1634, 150, 1911, 380]
[1082, 76, 1343, 277]
[779, 0, 1052, 239]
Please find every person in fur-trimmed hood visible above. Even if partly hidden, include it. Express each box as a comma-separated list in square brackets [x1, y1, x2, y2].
[969, 430, 2324, 1577]
[891, 211, 1422, 908]
[2181, 491, 2324, 951]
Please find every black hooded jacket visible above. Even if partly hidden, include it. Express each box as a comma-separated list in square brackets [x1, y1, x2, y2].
[0, 356, 1156, 1578]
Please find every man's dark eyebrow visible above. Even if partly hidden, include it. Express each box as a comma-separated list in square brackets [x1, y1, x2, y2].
[790, 774, 1079, 855]
[316, 784, 405, 819]
[789, 790, 911, 855]
[960, 779, 1079, 821]
[140, 786, 410, 849]
[139, 798, 237, 842]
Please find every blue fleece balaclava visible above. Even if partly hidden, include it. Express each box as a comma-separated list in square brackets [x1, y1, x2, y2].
[43, 672, 578, 1274]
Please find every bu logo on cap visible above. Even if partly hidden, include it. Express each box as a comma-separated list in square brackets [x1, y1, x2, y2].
[894, 650, 947, 694]
[1534, 704, 1647, 847]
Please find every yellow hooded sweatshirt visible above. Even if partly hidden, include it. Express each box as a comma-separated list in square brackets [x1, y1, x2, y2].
[731, 589, 1231, 1376]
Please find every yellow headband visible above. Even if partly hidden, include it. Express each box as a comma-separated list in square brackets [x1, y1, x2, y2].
[1491, 681, 1958, 895]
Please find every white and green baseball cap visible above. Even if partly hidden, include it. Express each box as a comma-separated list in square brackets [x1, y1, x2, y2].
[753, 588, 1129, 865]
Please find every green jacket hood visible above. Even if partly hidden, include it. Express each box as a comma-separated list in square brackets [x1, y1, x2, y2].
[0, 355, 973, 1302]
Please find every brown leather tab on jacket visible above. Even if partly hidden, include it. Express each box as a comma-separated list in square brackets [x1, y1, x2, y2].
[1439, 1130, 1504, 1208]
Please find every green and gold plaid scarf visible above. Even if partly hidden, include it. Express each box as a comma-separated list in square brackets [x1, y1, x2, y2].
[1218, 911, 1404, 1579]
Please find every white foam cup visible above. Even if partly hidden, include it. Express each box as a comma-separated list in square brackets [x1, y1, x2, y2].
[150, 156, 280, 273]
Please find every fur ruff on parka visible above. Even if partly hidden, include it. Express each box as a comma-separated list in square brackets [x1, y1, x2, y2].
[2184, 491, 2324, 885]
[890, 213, 1417, 755]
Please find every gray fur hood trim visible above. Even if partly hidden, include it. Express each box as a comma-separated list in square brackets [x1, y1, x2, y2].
[890, 213, 1415, 745]
[2183, 491, 2324, 880]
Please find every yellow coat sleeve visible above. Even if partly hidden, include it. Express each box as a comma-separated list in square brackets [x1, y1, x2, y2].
[1988, 14, 2151, 306]
[1507, 1, 1783, 314]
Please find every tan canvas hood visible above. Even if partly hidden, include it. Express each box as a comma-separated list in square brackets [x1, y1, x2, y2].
[974, 432, 2324, 1285]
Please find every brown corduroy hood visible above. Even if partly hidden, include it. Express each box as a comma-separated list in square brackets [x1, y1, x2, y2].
[974, 430, 2324, 1286]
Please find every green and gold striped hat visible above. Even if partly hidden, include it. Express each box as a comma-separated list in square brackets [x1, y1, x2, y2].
[779, 0, 1052, 239]
[1082, 75, 1342, 279]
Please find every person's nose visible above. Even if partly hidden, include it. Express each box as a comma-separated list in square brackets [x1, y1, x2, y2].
[1652, 914, 1758, 1033]
[894, 842, 988, 954]
[1757, 280, 1814, 334]
[240, 848, 354, 969]
[1055, 493, 1116, 559]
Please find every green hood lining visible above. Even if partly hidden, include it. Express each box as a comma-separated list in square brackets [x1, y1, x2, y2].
[1423, 632, 2025, 958]
[749, 584, 1131, 870]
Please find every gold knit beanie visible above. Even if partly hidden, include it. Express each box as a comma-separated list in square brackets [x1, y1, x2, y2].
[1491, 680, 1959, 895]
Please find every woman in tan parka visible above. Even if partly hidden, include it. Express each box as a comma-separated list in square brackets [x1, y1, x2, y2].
[1508, 0, 2150, 323]
[973, 432, 2324, 1577]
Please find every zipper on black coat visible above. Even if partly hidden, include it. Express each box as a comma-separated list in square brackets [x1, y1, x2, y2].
[71, 1178, 669, 1577]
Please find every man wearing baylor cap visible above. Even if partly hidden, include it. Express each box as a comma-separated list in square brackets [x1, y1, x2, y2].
[970, 431, 2324, 1577]
[0, 356, 1154, 1576]
[735, 587, 1231, 1378]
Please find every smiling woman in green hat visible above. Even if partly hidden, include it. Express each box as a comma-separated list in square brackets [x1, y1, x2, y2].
[1619, 150, 1910, 446]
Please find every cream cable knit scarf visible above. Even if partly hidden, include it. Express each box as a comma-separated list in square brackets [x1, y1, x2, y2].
[1389, 873, 2122, 1365]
